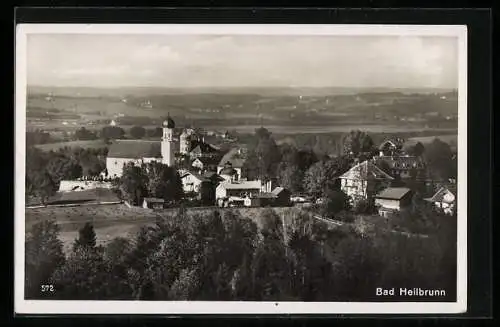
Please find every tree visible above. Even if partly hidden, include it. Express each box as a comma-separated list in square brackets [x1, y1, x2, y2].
[74, 127, 97, 140]
[51, 245, 116, 300]
[199, 181, 216, 206]
[46, 155, 82, 185]
[404, 141, 425, 157]
[353, 198, 376, 215]
[168, 268, 201, 300]
[320, 189, 350, 217]
[25, 220, 65, 299]
[423, 138, 454, 180]
[119, 163, 147, 205]
[31, 172, 57, 204]
[242, 127, 281, 181]
[129, 126, 146, 139]
[340, 130, 375, 157]
[277, 163, 303, 194]
[100, 126, 125, 140]
[303, 158, 348, 199]
[73, 222, 97, 251]
[146, 127, 163, 138]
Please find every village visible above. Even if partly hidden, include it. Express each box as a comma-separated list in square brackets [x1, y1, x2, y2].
[44, 114, 456, 221]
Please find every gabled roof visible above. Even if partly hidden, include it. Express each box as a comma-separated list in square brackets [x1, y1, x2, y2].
[180, 171, 208, 182]
[218, 148, 246, 168]
[425, 186, 456, 203]
[375, 187, 412, 200]
[108, 140, 161, 159]
[218, 180, 261, 190]
[189, 140, 218, 154]
[271, 186, 286, 196]
[193, 156, 221, 166]
[340, 160, 394, 181]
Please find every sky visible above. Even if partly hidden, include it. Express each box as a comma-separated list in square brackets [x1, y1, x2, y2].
[26, 34, 459, 89]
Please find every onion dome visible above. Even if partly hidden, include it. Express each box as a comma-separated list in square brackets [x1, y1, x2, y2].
[163, 113, 175, 128]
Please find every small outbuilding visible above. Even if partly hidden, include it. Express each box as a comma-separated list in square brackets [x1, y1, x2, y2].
[374, 187, 413, 217]
[142, 197, 165, 210]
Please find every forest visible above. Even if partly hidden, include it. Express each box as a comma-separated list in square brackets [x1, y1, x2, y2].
[25, 204, 457, 301]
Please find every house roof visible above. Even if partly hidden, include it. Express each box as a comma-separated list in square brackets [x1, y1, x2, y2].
[189, 140, 218, 154]
[375, 187, 412, 200]
[180, 171, 208, 182]
[251, 192, 277, 199]
[108, 140, 161, 159]
[143, 197, 165, 203]
[375, 155, 425, 170]
[378, 140, 398, 150]
[218, 148, 246, 168]
[218, 180, 261, 190]
[193, 156, 221, 166]
[271, 186, 286, 196]
[340, 160, 394, 181]
[425, 186, 456, 203]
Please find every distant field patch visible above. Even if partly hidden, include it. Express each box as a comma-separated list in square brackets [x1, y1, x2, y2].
[34, 139, 110, 151]
[408, 134, 457, 145]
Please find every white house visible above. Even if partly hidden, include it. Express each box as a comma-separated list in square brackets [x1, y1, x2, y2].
[425, 186, 456, 215]
[216, 180, 262, 207]
[339, 160, 394, 204]
[180, 171, 207, 194]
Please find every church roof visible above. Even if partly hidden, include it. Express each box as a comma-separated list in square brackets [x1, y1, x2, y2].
[163, 116, 175, 128]
[108, 140, 161, 159]
[340, 160, 394, 181]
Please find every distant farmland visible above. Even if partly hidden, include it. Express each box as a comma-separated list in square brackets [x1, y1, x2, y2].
[34, 139, 110, 151]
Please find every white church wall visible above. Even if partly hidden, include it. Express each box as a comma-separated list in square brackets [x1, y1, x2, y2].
[106, 157, 141, 178]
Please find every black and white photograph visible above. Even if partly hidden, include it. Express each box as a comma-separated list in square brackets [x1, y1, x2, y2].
[15, 24, 467, 314]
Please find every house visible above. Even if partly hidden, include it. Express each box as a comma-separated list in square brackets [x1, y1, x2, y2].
[218, 161, 240, 182]
[191, 156, 220, 173]
[373, 155, 426, 179]
[142, 197, 165, 210]
[243, 187, 291, 207]
[374, 187, 413, 217]
[339, 160, 394, 205]
[216, 180, 262, 207]
[271, 187, 291, 206]
[424, 185, 456, 215]
[378, 139, 403, 156]
[217, 147, 247, 179]
[244, 192, 276, 207]
[180, 171, 208, 194]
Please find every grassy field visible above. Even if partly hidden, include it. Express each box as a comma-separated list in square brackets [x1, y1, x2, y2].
[408, 134, 457, 145]
[25, 204, 301, 254]
[34, 139, 110, 151]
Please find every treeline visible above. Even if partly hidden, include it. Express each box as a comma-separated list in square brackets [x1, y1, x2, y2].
[25, 147, 108, 203]
[25, 206, 457, 301]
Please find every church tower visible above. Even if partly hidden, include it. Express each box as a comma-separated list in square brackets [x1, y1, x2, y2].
[161, 114, 176, 167]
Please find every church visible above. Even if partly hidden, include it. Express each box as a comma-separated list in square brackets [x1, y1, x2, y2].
[104, 115, 217, 178]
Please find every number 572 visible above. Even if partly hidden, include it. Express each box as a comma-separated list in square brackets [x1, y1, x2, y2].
[41, 284, 54, 292]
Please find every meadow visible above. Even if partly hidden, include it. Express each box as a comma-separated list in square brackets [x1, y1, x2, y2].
[25, 204, 300, 254]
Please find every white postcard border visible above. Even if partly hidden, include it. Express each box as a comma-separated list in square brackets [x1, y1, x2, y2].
[15, 23, 468, 315]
